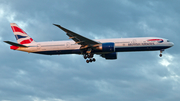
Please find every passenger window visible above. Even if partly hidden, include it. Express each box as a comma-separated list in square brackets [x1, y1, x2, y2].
[167, 40, 170, 42]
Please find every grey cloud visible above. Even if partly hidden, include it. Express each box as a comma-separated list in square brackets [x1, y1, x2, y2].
[0, 0, 180, 101]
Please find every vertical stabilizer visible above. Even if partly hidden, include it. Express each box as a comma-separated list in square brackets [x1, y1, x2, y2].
[10, 23, 35, 44]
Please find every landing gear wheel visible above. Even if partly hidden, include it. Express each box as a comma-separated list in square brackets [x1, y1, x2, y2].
[92, 58, 96, 62]
[86, 60, 89, 63]
[159, 54, 162, 57]
[84, 55, 87, 59]
[89, 59, 92, 62]
[87, 55, 90, 58]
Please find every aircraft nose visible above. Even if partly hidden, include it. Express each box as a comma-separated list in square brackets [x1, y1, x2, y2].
[170, 42, 174, 47]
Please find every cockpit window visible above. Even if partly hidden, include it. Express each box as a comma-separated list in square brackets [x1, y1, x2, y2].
[167, 40, 170, 42]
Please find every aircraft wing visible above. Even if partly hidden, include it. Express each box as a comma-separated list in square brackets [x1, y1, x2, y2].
[53, 24, 100, 46]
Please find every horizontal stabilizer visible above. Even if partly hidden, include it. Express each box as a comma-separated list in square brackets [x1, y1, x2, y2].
[4, 41, 28, 47]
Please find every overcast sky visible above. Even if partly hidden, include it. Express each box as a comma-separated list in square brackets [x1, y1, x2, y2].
[0, 0, 180, 101]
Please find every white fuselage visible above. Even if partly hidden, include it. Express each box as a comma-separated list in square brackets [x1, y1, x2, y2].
[16, 37, 174, 55]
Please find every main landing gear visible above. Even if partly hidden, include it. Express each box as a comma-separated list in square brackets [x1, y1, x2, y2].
[84, 54, 96, 63]
[159, 49, 164, 57]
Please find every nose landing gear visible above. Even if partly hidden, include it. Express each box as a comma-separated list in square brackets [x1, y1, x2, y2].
[159, 49, 164, 57]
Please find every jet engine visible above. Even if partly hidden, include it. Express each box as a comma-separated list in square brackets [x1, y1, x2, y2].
[97, 42, 115, 52]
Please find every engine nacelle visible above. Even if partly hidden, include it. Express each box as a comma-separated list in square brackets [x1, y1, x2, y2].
[101, 52, 117, 60]
[97, 42, 115, 52]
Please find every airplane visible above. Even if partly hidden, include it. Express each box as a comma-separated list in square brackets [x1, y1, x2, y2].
[4, 23, 174, 63]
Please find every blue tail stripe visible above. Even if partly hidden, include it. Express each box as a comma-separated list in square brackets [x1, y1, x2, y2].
[15, 35, 27, 40]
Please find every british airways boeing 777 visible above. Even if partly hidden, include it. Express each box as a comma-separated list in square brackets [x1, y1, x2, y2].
[4, 23, 174, 63]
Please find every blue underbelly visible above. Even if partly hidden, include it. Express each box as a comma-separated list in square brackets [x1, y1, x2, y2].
[32, 46, 170, 55]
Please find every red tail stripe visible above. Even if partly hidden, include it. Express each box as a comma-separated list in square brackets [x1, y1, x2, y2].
[11, 26, 27, 35]
[10, 45, 19, 50]
[20, 38, 33, 44]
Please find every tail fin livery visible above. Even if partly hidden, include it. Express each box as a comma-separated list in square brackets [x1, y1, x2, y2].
[10, 23, 35, 44]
